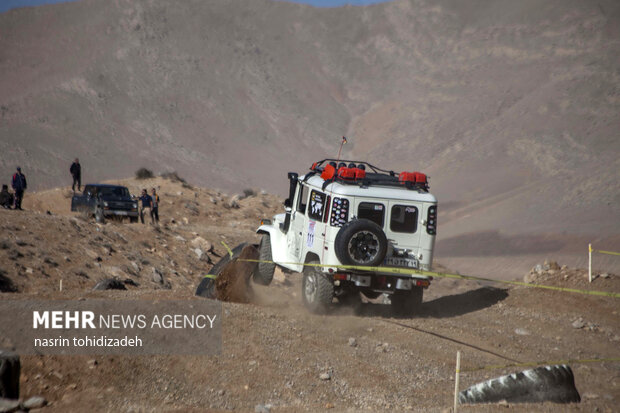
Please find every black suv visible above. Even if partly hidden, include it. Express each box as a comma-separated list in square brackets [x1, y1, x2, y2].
[71, 184, 139, 222]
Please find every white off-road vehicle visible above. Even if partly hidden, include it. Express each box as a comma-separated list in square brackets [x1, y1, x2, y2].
[254, 159, 437, 314]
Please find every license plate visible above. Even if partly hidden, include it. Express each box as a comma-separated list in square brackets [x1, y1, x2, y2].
[384, 257, 418, 269]
[114, 211, 128, 216]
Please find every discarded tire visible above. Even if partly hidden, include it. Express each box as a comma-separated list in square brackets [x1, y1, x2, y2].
[252, 234, 275, 286]
[195, 243, 247, 299]
[334, 219, 388, 266]
[458, 364, 581, 405]
[0, 350, 20, 399]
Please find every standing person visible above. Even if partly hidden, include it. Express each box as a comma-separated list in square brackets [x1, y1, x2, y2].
[150, 188, 160, 224]
[11, 167, 27, 210]
[0, 185, 13, 209]
[138, 189, 153, 224]
[70, 158, 81, 192]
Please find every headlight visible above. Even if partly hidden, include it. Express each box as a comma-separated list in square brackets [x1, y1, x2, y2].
[133, 203, 138, 208]
[103, 201, 109, 207]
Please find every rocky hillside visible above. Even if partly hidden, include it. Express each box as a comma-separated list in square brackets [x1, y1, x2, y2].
[0, 176, 282, 294]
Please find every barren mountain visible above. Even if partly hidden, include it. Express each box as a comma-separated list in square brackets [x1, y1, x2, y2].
[1, 0, 619, 277]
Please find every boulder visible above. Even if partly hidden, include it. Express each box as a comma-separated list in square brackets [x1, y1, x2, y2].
[227, 195, 240, 209]
[190, 237, 213, 253]
[0, 398, 20, 413]
[22, 396, 47, 409]
[93, 279, 127, 291]
[152, 268, 164, 284]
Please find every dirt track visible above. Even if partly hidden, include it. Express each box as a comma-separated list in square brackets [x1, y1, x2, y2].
[1, 178, 619, 412]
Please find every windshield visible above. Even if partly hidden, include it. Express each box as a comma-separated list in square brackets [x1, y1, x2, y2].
[99, 187, 130, 197]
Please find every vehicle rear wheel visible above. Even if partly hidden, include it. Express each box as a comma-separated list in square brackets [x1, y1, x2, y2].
[334, 219, 388, 267]
[252, 234, 275, 285]
[302, 260, 334, 313]
[129, 217, 138, 223]
[390, 286, 423, 317]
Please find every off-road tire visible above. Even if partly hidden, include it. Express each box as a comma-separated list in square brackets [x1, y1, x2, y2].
[195, 243, 248, 298]
[390, 286, 423, 316]
[129, 217, 138, 223]
[334, 219, 388, 267]
[459, 364, 580, 404]
[302, 260, 334, 313]
[252, 234, 275, 285]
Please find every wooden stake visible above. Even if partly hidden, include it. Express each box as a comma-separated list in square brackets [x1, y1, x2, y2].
[588, 243, 592, 283]
[454, 350, 461, 412]
[59, 279, 63, 292]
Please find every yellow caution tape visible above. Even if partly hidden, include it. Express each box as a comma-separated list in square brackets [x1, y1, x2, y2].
[237, 258, 620, 299]
[221, 241, 234, 258]
[593, 249, 620, 257]
[462, 357, 620, 373]
[220, 241, 620, 298]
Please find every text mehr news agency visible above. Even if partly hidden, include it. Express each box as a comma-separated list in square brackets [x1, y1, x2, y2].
[32, 311, 217, 348]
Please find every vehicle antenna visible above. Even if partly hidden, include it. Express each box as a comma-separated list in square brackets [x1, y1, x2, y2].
[336, 136, 347, 161]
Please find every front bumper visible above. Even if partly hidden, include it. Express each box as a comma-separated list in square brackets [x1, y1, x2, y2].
[104, 209, 139, 217]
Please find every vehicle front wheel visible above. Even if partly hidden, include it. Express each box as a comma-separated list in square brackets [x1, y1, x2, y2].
[302, 260, 334, 314]
[390, 287, 423, 317]
[252, 234, 275, 285]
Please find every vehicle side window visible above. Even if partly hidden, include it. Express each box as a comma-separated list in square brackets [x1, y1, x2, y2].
[297, 184, 308, 214]
[330, 197, 349, 227]
[390, 205, 418, 233]
[308, 190, 326, 221]
[358, 202, 385, 227]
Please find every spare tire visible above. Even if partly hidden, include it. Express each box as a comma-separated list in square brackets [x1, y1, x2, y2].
[334, 219, 388, 267]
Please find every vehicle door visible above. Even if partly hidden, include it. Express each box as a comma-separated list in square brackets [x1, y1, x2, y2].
[305, 188, 328, 257]
[386, 200, 423, 262]
[286, 182, 308, 263]
[85, 186, 98, 211]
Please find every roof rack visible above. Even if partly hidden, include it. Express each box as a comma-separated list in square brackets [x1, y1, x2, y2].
[307, 159, 429, 192]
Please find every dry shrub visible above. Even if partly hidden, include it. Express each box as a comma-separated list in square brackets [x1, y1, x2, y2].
[135, 168, 154, 179]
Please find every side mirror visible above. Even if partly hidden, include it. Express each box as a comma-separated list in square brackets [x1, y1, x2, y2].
[284, 199, 291, 208]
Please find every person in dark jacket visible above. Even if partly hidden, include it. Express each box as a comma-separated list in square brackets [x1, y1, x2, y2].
[138, 189, 153, 224]
[70, 158, 81, 192]
[11, 167, 27, 210]
[0, 185, 13, 209]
